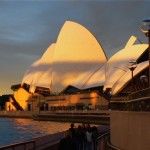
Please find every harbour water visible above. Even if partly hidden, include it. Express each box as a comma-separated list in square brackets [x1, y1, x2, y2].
[0, 118, 72, 147]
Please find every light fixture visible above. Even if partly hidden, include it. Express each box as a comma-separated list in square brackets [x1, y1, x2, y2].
[141, 17, 150, 87]
[128, 59, 137, 92]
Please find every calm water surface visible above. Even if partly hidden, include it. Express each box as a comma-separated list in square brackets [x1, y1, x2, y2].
[0, 118, 72, 147]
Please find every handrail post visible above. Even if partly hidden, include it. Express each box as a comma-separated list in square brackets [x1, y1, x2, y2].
[0, 140, 35, 150]
[24, 143, 26, 150]
[33, 141, 36, 150]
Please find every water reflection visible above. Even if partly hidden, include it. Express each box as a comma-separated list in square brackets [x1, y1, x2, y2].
[0, 118, 71, 146]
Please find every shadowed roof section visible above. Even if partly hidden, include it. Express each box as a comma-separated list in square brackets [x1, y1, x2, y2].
[21, 59, 41, 87]
[70, 64, 106, 90]
[22, 43, 55, 92]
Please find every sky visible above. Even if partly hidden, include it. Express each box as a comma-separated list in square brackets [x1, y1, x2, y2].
[0, 0, 150, 95]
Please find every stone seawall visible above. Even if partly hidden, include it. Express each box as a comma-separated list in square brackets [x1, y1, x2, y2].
[33, 114, 110, 125]
[0, 111, 32, 118]
[0, 111, 110, 125]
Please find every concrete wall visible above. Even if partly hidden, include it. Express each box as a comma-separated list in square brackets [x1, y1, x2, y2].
[33, 131, 64, 150]
[0, 111, 33, 118]
[110, 111, 150, 150]
[14, 88, 30, 110]
[10, 88, 108, 112]
[45, 92, 108, 108]
[12, 88, 44, 111]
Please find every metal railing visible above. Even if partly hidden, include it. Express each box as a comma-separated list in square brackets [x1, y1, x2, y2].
[95, 131, 110, 150]
[110, 95, 150, 111]
[0, 140, 35, 150]
[95, 132, 122, 150]
[128, 88, 150, 100]
[107, 141, 123, 150]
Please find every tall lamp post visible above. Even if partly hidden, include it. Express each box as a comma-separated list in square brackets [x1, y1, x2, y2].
[38, 96, 41, 114]
[128, 59, 137, 92]
[31, 92, 33, 111]
[141, 17, 150, 87]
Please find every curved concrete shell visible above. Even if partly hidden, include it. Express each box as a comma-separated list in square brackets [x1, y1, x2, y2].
[21, 20, 148, 96]
[124, 35, 137, 48]
[69, 36, 142, 91]
[22, 43, 55, 92]
[30, 43, 55, 92]
[103, 44, 148, 91]
[71, 64, 106, 90]
[51, 21, 107, 93]
[21, 59, 41, 87]
[22, 21, 107, 94]
[111, 61, 149, 95]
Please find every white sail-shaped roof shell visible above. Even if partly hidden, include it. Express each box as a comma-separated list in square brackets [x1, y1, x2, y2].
[124, 36, 137, 48]
[103, 44, 148, 91]
[30, 44, 55, 91]
[22, 59, 40, 86]
[22, 44, 55, 92]
[69, 36, 141, 91]
[70, 64, 106, 89]
[111, 61, 149, 95]
[50, 21, 107, 93]
[22, 21, 107, 93]
[21, 20, 148, 96]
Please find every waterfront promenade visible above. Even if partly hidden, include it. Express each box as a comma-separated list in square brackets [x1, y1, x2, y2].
[0, 121, 110, 150]
[0, 110, 110, 125]
[0, 110, 110, 150]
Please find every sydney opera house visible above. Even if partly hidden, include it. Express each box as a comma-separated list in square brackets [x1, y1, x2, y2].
[8, 21, 149, 112]
[4, 20, 150, 149]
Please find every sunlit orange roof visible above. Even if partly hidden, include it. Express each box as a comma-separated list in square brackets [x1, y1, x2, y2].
[22, 21, 107, 93]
